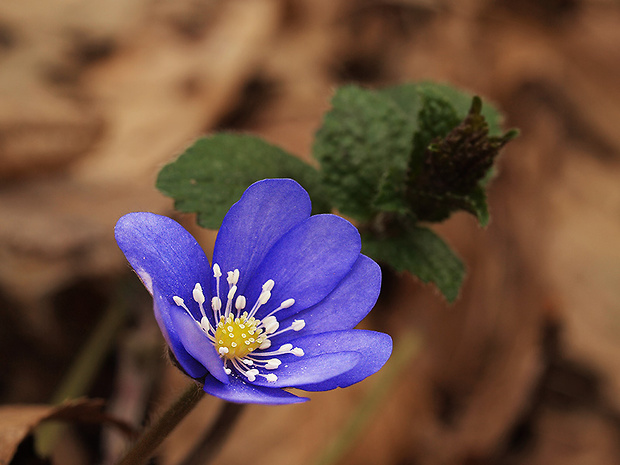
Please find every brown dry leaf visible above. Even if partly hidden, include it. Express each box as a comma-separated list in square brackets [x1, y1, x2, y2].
[0, 398, 134, 465]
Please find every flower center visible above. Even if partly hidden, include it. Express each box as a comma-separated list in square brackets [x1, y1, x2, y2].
[214, 313, 266, 359]
[172, 263, 305, 383]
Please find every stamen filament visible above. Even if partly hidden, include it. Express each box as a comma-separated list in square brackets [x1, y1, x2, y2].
[263, 298, 296, 320]
[192, 283, 208, 320]
[213, 264, 222, 320]
[267, 319, 306, 339]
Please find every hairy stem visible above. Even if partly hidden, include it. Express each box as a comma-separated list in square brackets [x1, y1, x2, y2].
[179, 401, 245, 465]
[117, 382, 205, 465]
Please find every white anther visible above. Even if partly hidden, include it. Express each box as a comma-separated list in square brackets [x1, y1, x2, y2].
[265, 373, 278, 382]
[200, 316, 210, 332]
[279, 343, 293, 353]
[280, 298, 295, 308]
[262, 279, 275, 292]
[224, 367, 231, 375]
[192, 283, 205, 304]
[235, 295, 246, 310]
[258, 291, 271, 305]
[219, 347, 229, 355]
[242, 359, 254, 365]
[291, 319, 305, 331]
[262, 316, 279, 334]
[213, 264, 222, 278]
[246, 369, 259, 382]
[172, 296, 193, 319]
[259, 339, 272, 350]
[227, 285, 237, 301]
[265, 358, 281, 369]
[211, 296, 222, 311]
[227, 269, 240, 285]
[291, 347, 304, 357]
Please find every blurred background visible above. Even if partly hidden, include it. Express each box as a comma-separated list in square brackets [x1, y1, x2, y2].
[1, 0, 620, 464]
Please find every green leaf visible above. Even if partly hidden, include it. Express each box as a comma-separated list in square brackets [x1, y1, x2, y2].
[381, 81, 505, 136]
[156, 134, 330, 229]
[378, 84, 423, 123]
[464, 186, 490, 227]
[313, 85, 415, 220]
[417, 82, 504, 136]
[362, 226, 465, 302]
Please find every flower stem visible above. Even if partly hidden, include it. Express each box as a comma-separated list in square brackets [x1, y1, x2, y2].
[117, 382, 205, 465]
[178, 401, 245, 465]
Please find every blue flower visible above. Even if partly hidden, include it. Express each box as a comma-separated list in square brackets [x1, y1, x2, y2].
[115, 179, 392, 404]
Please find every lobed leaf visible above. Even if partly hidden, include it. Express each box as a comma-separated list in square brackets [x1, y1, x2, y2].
[157, 134, 330, 229]
[362, 226, 465, 302]
[313, 85, 415, 220]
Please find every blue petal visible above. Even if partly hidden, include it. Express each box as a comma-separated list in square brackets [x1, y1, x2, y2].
[251, 352, 361, 388]
[115, 212, 213, 377]
[286, 330, 393, 391]
[273, 255, 381, 344]
[115, 213, 212, 304]
[154, 294, 207, 379]
[246, 214, 362, 321]
[202, 374, 308, 405]
[212, 179, 311, 297]
[168, 310, 230, 384]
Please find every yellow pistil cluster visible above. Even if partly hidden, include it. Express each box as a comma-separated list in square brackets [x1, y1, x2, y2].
[214, 312, 266, 360]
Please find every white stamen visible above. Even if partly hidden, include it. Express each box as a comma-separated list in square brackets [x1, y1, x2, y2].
[258, 291, 271, 305]
[265, 358, 281, 369]
[192, 283, 209, 320]
[225, 285, 237, 317]
[261, 316, 279, 334]
[227, 285, 237, 301]
[281, 298, 295, 308]
[245, 369, 259, 382]
[268, 319, 308, 339]
[227, 269, 240, 286]
[262, 297, 297, 320]
[213, 263, 222, 278]
[173, 269, 305, 384]
[192, 283, 205, 304]
[172, 296, 196, 321]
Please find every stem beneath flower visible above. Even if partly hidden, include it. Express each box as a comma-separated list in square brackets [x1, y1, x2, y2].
[117, 382, 205, 465]
[178, 401, 245, 465]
